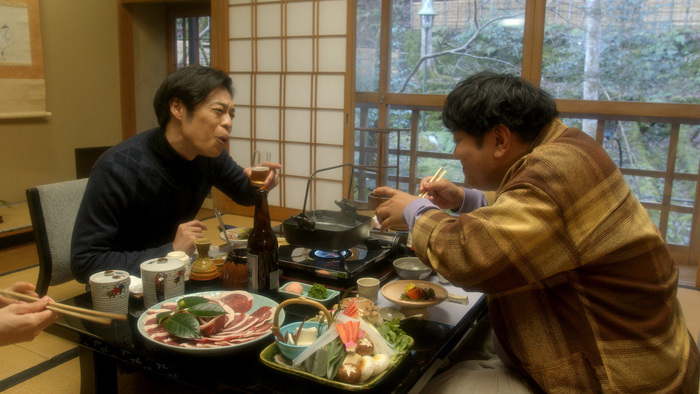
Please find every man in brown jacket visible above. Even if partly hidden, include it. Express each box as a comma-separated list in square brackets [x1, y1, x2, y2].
[374, 72, 699, 392]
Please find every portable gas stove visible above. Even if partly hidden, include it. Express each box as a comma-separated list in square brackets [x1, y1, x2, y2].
[278, 231, 404, 282]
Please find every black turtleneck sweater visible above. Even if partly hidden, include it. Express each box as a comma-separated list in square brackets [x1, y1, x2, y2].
[70, 128, 257, 283]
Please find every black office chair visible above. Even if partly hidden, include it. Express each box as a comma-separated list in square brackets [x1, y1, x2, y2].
[26, 178, 88, 297]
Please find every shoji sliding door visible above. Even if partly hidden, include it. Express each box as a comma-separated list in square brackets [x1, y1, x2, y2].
[219, 0, 353, 218]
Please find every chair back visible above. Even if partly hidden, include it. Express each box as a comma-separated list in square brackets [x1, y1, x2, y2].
[26, 178, 88, 296]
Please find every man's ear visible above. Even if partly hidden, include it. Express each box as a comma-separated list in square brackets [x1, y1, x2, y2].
[491, 124, 512, 159]
[170, 98, 185, 121]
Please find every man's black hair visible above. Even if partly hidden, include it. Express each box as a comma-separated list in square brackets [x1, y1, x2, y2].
[153, 66, 234, 129]
[442, 71, 559, 143]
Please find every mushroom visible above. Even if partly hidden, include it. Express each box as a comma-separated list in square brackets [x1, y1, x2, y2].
[356, 337, 374, 356]
[336, 363, 361, 383]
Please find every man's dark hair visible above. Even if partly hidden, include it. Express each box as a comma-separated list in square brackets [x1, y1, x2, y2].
[442, 71, 558, 143]
[153, 66, 235, 129]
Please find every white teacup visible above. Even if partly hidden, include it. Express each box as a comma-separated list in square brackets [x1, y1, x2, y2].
[89, 270, 130, 315]
[167, 251, 192, 281]
[357, 277, 380, 304]
[140, 257, 186, 308]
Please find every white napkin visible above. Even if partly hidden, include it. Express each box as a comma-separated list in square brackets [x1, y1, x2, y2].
[129, 276, 143, 295]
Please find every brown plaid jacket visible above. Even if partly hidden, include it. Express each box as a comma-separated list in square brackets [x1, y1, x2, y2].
[413, 120, 699, 392]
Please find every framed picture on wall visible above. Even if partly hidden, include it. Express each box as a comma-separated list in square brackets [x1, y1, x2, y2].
[0, 0, 49, 119]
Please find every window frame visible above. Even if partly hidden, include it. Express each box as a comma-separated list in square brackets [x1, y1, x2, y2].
[351, 0, 700, 268]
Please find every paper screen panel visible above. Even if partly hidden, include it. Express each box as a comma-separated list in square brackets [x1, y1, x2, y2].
[231, 106, 251, 138]
[229, 139, 251, 166]
[256, 3, 281, 37]
[316, 146, 345, 180]
[285, 74, 312, 108]
[286, 38, 314, 72]
[226, 0, 349, 212]
[318, 1, 347, 35]
[255, 107, 280, 140]
[316, 75, 345, 109]
[230, 40, 253, 71]
[231, 74, 252, 105]
[256, 74, 280, 106]
[229, 6, 252, 38]
[318, 37, 346, 72]
[314, 180, 344, 210]
[284, 143, 312, 177]
[285, 108, 312, 143]
[316, 110, 344, 144]
[285, 177, 309, 210]
[257, 39, 282, 72]
[286, 2, 314, 37]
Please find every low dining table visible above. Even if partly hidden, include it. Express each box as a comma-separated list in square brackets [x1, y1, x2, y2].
[51, 214, 487, 393]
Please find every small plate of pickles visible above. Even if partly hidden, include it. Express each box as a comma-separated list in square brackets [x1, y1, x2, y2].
[278, 282, 340, 306]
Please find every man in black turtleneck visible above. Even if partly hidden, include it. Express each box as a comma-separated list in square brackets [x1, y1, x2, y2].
[70, 66, 281, 284]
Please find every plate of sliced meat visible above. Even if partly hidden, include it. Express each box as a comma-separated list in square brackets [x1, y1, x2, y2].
[137, 290, 284, 355]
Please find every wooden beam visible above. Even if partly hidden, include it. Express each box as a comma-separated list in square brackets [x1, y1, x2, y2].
[117, 3, 137, 140]
[210, 0, 229, 71]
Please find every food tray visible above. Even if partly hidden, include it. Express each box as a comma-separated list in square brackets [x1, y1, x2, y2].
[262, 297, 414, 391]
[278, 281, 340, 306]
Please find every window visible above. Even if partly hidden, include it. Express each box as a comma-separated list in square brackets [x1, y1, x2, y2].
[168, 5, 211, 71]
[353, 0, 700, 266]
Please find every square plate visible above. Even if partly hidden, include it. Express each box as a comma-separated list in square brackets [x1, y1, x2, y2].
[278, 282, 340, 306]
[259, 336, 413, 391]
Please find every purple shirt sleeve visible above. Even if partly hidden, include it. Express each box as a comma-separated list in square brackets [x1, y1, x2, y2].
[403, 188, 488, 230]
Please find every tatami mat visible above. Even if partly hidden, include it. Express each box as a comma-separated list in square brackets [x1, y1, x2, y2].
[2, 356, 81, 394]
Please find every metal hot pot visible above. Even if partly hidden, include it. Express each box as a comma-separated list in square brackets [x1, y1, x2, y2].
[282, 164, 372, 252]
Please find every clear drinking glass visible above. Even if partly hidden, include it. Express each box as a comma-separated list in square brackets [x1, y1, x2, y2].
[250, 151, 271, 188]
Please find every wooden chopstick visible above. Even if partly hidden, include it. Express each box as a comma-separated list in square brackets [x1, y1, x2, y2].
[0, 289, 127, 325]
[419, 167, 447, 198]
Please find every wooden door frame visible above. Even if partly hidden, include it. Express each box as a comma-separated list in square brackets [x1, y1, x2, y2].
[117, 0, 224, 140]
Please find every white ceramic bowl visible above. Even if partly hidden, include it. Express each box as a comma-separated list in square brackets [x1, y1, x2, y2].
[219, 228, 251, 248]
[393, 257, 432, 280]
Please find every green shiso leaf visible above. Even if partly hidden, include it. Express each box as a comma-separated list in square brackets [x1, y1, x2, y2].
[164, 312, 201, 339]
[157, 311, 173, 324]
[187, 302, 227, 317]
[176, 296, 211, 309]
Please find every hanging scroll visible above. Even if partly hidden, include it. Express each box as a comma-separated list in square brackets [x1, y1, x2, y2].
[0, 0, 49, 119]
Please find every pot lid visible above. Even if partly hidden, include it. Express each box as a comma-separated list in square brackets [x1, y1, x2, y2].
[140, 257, 184, 273]
[89, 270, 129, 284]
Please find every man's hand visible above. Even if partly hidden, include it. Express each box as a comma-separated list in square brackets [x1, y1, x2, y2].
[0, 296, 58, 345]
[418, 177, 465, 211]
[172, 220, 208, 255]
[373, 187, 420, 232]
[243, 162, 282, 191]
[0, 282, 38, 308]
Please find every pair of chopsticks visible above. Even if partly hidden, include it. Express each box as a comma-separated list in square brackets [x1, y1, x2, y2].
[0, 289, 127, 325]
[418, 167, 447, 198]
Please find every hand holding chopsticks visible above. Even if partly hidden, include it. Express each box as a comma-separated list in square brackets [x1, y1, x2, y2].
[0, 289, 127, 325]
[418, 167, 447, 198]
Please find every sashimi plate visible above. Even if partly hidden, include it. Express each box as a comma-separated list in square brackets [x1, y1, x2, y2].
[137, 291, 284, 355]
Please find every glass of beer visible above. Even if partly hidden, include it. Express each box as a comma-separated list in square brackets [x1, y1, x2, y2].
[251, 151, 271, 188]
